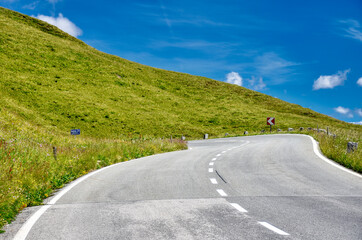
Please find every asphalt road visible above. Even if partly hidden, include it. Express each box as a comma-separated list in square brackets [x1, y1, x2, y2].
[2, 134, 362, 240]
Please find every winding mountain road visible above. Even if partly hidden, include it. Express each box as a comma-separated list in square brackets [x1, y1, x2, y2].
[3, 134, 362, 240]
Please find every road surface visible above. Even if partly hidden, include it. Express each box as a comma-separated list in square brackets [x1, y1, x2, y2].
[2, 134, 362, 239]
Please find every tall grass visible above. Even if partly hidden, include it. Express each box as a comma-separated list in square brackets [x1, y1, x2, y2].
[0, 109, 186, 230]
[0, 136, 186, 229]
[308, 128, 361, 173]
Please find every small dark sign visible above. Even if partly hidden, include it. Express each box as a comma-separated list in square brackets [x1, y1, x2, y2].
[71, 129, 81, 135]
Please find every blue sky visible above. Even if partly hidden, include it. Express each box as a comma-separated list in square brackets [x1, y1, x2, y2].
[1, 0, 362, 123]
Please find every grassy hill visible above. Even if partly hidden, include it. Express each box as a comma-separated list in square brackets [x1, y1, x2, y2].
[0, 7, 361, 231]
[0, 7, 357, 138]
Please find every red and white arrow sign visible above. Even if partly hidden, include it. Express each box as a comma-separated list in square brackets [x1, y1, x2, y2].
[267, 117, 275, 125]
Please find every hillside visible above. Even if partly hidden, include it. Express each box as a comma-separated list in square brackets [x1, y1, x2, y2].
[0, 7, 361, 231]
[1, 7, 359, 138]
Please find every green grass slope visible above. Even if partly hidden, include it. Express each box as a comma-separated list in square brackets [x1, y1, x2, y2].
[0, 7, 358, 138]
[0, 7, 361, 231]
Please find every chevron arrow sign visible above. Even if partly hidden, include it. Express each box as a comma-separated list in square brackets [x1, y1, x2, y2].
[267, 117, 275, 126]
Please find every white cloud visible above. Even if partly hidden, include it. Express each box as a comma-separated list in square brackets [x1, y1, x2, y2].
[357, 77, 362, 86]
[334, 106, 350, 115]
[339, 19, 362, 42]
[255, 52, 296, 74]
[225, 73, 266, 90]
[356, 109, 362, 117]
[48, 0, 61, 3]
[23, 1, 39, 10]
[226, 72, 242, 86]
[164, 17, 233, 27]
[350, 121, 362, 125]
[247, 76, 266, 90]
[334, 106, 353, 118]
[36, 13, 82, 37]
[151, 40, 230, 52]
[313, 69, 350, 90]
[253, 52, 299, 85]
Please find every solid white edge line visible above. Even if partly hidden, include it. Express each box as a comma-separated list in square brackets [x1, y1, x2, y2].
[13, 205, 51, 240]
[48, 167, 110, 204]
[208, 168, 214, 173]
[258, 222, 290, 236]
[307, 135, 362, 179]
[216, 189, 227, 197]
[13, 163, 120, 240]
[210, 178, 218, 184]
[209, 162, 214, 166]
[230, 203, 248, 213]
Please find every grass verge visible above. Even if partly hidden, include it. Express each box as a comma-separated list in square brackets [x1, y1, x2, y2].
[307, 129, 361, 173]
[0, 115, 186, 230]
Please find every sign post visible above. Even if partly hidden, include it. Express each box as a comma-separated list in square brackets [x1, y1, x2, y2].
[267, 117, 275, 133]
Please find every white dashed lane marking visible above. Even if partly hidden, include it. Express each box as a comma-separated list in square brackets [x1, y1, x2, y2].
[210, 178, 218, 184]
[258, 222, 290, 236]
[230, 203, 248, 213]
[217, 189, 228, 197]
[206, 141, 291, 237]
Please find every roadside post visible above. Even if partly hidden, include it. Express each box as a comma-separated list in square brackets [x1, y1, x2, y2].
[347, 142, 358, 153]
[53, 146, 57, 160]
[267, 117, 275, 133]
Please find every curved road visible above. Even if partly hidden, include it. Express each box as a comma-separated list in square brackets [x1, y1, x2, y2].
[3, 134, 362, 239]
